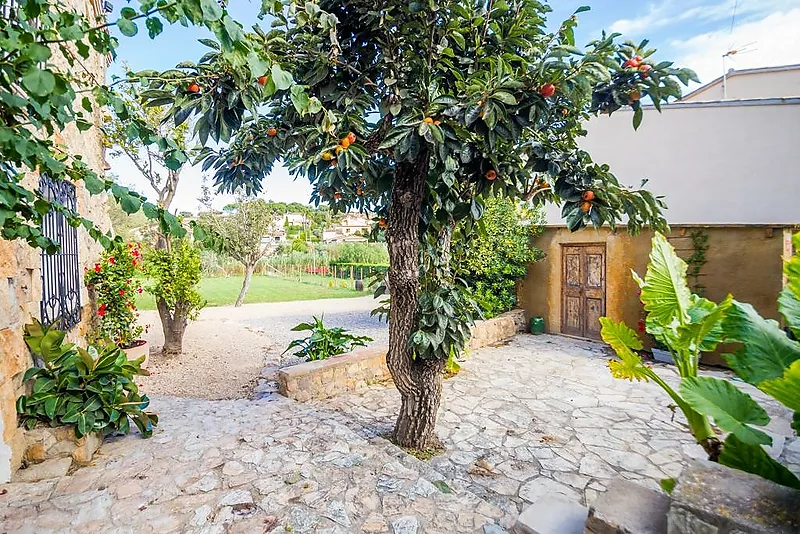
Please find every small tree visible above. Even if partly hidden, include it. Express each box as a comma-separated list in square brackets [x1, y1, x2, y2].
[144, 239, 205, 357]
[453, 197, 543, 318]
[200, 199, 280, 306]
[143, 1, 697, 449]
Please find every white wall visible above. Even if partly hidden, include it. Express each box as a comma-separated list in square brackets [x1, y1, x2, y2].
[684, 67, 800, 102]
[544, 100, 800, 226]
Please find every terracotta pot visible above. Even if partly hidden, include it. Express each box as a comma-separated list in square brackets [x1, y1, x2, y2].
[122, 339, 149, 366]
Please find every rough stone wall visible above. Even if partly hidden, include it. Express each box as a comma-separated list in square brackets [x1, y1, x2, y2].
[0, 0, 111, 482]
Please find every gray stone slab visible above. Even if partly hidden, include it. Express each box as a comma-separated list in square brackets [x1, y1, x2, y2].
[585, 480, 669, 534]
[668, 461, 800, 534]
[514, 494, 588, 534]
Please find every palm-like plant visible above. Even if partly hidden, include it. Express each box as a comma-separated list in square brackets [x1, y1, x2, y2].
[601, 232, 800, 489]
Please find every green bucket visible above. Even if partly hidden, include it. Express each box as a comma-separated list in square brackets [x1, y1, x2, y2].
[529, 316, 545, 335]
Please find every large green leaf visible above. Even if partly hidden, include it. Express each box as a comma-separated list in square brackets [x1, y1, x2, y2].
[777, 287, 800, 339]
[638, 233, 691, 327]
[723, 300, 800, 385]
[719, 434, 800, 490]
[678, 294, 732, 353]
[758, 359, 800, 413]
[600, 317, 643, 353]
[680, 377, 771, 446]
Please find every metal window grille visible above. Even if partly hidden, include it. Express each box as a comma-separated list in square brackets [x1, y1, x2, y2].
[39, 176, 82, 330]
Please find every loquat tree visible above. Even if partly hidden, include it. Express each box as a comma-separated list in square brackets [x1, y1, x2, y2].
[138, 0, 697, 449]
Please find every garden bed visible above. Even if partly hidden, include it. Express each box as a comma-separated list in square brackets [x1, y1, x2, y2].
[278, 309, 527, 401]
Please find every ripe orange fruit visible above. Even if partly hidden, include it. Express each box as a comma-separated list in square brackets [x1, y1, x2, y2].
[335, 145, 344, 155]
[561, 108, 568, 116]
[624, 58, 641, 69]
[378, 218, 388, 229]
[638, 64, 653, 79]
[485, 170, 497, 181]
[539, 83, 556, 98]
[629, 90, 641, 102]
[347, 132, 357, 144]
[340, 137, 351, 148]
[187, 82, 200, 93]
[257, 75, 268, 86]
[267, 127, 277, 137]
[356, 187, 363, 196]
[321, 152, 333, 161]
[582, 190, 595, 201]
[423, 117, 434, 124]
[580, 201, 592, 213]
[434, 120, 441, 126]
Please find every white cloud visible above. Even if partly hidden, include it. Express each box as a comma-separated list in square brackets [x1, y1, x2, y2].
[672, 7, 800, 86]
[610, 0, 798, 36]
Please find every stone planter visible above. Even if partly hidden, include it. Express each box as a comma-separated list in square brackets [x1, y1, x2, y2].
[15, 426, 104, 482]
[123, 339, 149, 366]
[652, 347, 674, 364]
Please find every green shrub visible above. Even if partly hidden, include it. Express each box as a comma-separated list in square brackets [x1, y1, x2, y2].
[84, 241, 144, 348]
[330, 242, 389, 265]
[453, 198, 544, 318]
[284, 316, 372, 361]
[16, 320, 158, 438]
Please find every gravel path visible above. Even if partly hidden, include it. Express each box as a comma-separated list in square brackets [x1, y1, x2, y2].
[136, 296, 387, 400]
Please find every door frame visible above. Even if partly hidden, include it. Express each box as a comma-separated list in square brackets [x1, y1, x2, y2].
[560, 243, 607, 340]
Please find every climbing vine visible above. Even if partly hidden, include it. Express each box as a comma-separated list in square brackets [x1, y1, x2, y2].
[686, 229, 709, 295]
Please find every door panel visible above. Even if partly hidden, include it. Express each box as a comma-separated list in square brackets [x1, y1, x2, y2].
[561, 245, 606, 340]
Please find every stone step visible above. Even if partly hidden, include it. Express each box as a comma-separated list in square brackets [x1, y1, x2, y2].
[513, 494, 588, 534]
[584, 480, 669, 534]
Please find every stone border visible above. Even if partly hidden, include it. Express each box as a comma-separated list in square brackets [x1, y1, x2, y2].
[278, 309, 527, 401]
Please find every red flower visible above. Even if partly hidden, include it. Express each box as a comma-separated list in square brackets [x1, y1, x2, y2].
[132, 259, 138, 267]
[132, 249, 141, 258]
[98, 303, 107, 317]
[127, 243, 133, 248]
[84, 266, 88, 272]
[94, 263, 101, 273]
[637, 319, 646, 333]
[108, 257, 116, 265]
[119, 289, 125, 296]
[137, 287, 143, 294]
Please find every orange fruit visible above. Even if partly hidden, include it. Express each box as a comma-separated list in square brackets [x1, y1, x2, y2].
[187, 82, 200, 93]
[539, 83, 556, 98]
[580, 201, 592, 213]
[340, 137, 351, 148]
[582, 190, 595, 201]
[485, 170, 497, 181]
[434, 120, 441, 126]
[267, 128, 277, 137]
[347, 132, 357, 144]
[257, 75, 268, 86]
[321, 152, 332, 161]
[423, 117, 434, 124]
[335, 145, 344, 155]
[378, 218, 388, 229]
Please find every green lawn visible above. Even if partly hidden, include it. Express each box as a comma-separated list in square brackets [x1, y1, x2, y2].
[135, 274, 363, 310]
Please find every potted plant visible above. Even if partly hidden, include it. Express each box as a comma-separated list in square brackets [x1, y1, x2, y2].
[84, 242, 149, 364]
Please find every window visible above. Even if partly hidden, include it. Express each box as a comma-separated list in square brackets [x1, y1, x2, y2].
[39, 175, 82, 330]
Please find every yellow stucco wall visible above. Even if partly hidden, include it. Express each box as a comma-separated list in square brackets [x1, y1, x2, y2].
[519, 226, 793, 365]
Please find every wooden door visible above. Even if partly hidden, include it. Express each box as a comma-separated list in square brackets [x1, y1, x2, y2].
[561, 245, 606, 340]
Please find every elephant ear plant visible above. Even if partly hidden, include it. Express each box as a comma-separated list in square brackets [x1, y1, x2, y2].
[16, 320, 158, 439]
[601, 232, 800, 490]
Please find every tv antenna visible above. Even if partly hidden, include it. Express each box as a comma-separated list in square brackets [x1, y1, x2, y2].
[721, 43, 757, 99]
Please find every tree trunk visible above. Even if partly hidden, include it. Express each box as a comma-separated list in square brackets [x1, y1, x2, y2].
[235, 264, 254, 307]
[157, 298, 187, 357]
[386, 153, 444, 450]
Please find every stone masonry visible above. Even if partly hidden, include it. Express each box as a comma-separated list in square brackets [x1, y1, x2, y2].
[0, 0, 112, 481]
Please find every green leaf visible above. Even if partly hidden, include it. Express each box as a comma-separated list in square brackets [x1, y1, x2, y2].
[271, 64, 293, 91]
[117, 18, 138, 37]
[758, 358, 800, 413]
[778, 287, 800, 339]
[723, 300, 800, 385]
[200, 0, 223, 21]
[680, 377, 771, 445]
[638, 232, 691, 327]
[22, 68, 56, 96]
[600, 317, 643, 353]
[659, 478, 676, 494]
[145, 17, 163, 39]
[719, 434, 800, 490]
[633, 107, 643, 130]
[432, 480, 452, 493]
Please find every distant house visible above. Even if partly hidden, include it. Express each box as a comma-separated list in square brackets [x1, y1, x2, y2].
[322, 213, 371, 243]
[520, 64, 800, 365]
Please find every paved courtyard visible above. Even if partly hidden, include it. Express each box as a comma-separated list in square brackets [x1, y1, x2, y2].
[2, 334, 798, 533]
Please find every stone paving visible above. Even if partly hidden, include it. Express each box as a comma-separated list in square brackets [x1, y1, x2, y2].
[2, 334, 798, 533]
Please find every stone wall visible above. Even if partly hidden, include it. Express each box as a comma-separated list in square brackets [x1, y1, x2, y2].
[0, 0, 111, 482]
[278, 310, 528, 402]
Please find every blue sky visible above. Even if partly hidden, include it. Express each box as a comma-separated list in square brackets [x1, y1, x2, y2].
[107, 0, 800, 212]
